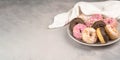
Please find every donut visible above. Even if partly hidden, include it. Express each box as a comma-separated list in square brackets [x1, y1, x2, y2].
[90, 14, 103, 21]
[96, 27, 109, 44]
[92, 21, 106, 29]
[86, 14, 103, 27]
[69, 18, 85, 32]
[82, 27, 97, 44]
[103, 18, 118, 27]
[105, 25, 119, 40]
[78, 14, 90, 22]
[73, 24, 87, 40]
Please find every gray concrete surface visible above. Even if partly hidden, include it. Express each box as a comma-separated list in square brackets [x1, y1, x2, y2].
[0, 0, 120, 60]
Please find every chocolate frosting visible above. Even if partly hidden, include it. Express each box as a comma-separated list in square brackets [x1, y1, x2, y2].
[92, 21, 106, 29]
[100, 27, 109, 42]
[69, 18, 85, 32]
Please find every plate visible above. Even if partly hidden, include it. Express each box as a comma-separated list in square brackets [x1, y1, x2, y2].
[67, 23, 120, 46]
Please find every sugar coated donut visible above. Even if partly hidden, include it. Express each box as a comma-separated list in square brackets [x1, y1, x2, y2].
[105, 25, 119, 40]
[73, 24, 87, 40]
[78, 14, 90, 22]
[82, 27, 97, 44]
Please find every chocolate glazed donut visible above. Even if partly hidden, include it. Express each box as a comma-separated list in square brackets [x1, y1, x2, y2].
[92, 21, 106, 29]
[96, 27, 110, 43]
[69, 18, 85, 32]
[92, 21, 110, 43]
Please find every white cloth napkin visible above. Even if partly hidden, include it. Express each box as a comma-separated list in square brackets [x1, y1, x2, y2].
[48, 1, 120, 28]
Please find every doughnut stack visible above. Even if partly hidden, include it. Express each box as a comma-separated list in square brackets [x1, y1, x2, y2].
[69, 14, 119, 44]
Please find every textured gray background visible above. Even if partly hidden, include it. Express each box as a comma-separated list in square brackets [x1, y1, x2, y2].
[0, 0, 120, 60]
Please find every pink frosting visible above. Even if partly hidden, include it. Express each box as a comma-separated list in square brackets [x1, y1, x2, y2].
[103, 18, 118, 27]
[86, 14, 103, 27]
[73, 24, 87, 39]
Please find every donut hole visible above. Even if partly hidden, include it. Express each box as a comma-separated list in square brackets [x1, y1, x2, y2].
[90, 33, 92, 36]
[79, 30, 82, 33]
[108, 21, 111, 24]
[75, 22, 79, 24]
[99, 24, 104, 27]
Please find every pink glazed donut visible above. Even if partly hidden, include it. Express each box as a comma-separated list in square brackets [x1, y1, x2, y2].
[73, 23, 87, 39]
[103, 18, 118, 27]
[86, 14, 103, 27]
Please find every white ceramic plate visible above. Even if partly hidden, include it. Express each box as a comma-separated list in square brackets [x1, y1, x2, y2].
[67, 23, 120, 46]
